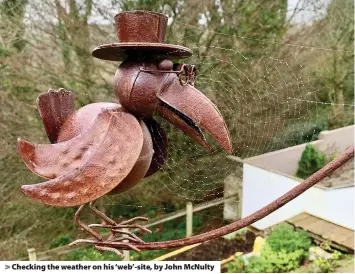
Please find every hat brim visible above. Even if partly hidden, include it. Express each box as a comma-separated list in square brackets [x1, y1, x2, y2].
[92, 42, 193, 61]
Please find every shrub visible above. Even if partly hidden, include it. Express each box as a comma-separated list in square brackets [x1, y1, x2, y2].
[245, 255, 273, 273]
[311, 244, 343, 273]
[270, 122, 327, 150]
[313, 257, 334, 273]
[245, 244, 306, 273]
[62, 246, 166, 261]
[266, 225, 312, 253]
[50, 235, 72, 249]
[62, 246, 118, 261]
[296, 144, 328, 179]
[226, 226, 312, 272]
[237, 225, 312, 272]
[226, 256, 246, 273]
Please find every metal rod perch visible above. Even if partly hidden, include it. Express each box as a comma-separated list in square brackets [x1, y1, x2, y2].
[76, 146, 352, 251]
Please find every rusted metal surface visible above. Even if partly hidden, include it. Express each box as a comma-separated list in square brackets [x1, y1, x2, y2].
[140, 63, 197, 86]
[20, 109, 144, 207]
[92, 11, 192, 61]
[108, 121, 154, 194]
[158, 105, 210, 150]
[37, 88, 75, 144]
[56, 102, 120, 142]
[72, 202, 152, 258]
[143, 118, 168, 177]
[115, 11, 168, 43]
[19, 11, 232, 206]
[18, 10, 233, 256]
[157, 74, 232, 152]
[18, 102, 122, 179]
[114, 60, 232, 152]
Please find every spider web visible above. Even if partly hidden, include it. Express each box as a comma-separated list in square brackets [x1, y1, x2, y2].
[101, 20, 354, 224]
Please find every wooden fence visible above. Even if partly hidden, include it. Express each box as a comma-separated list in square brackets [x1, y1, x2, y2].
[20, 194, 239, 261]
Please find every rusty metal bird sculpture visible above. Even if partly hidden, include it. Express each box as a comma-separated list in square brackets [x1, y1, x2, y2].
[17, 11, 232, 257]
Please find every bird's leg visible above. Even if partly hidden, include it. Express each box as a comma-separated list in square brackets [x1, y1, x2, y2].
[69, 203, 127, 257]
[88, 220, 152, 239]
[88, 201, 152, 238]
[89, 201, 116, 226]
[74, 204, 103, 241]
[69, 201, 152, 257]
[72, 204, 119, 256]
[69, 239, 143, 254]
[95, 245, 124, 258]
[88, 201, 117, 243]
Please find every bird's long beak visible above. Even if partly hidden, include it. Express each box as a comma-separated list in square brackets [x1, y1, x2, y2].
[157, 76, 232, 153]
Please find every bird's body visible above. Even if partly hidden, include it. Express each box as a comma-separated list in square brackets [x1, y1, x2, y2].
[18, 59, 231, 207]
[17, 11, 232, 256]
[18, 101, 164, 205]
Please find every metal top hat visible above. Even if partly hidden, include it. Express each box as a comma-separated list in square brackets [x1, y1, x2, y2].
[92, 10, 193, 61]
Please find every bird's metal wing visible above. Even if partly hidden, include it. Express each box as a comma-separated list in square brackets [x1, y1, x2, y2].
[19, 109, 143, 207]
[108, 118, 169, 194]
[108, 120, 154, 194]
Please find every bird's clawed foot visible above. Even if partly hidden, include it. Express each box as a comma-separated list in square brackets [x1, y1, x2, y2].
[69, 202, 151, 258]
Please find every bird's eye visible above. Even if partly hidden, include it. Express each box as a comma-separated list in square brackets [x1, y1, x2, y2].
[158, 59, 173, 71]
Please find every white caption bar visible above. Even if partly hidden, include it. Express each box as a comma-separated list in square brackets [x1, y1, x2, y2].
[1, 261, 220, 274]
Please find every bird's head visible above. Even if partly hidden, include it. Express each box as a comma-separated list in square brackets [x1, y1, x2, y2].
[114, 58, 232, 153]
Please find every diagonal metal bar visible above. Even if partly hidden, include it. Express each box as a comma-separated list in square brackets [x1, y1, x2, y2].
[109, 146, 353, 250]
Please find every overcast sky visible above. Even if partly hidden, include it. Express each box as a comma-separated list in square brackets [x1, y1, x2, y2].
[287, 0, 331, 24]
[25, 0, 332, 26]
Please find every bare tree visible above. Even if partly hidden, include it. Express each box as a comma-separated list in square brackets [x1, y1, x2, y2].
[315, 0, 354, 128]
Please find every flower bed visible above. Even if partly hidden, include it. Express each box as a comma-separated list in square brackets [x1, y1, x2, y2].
[168, 231, 256, 261]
